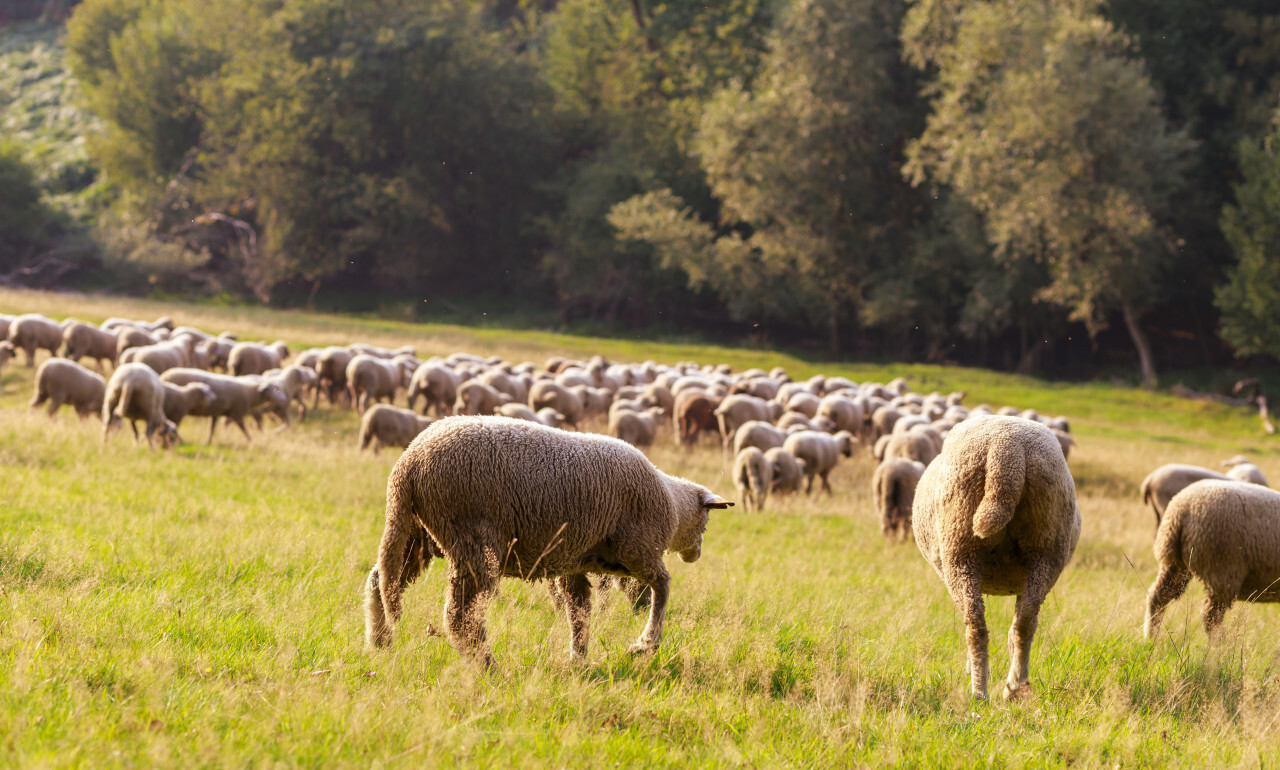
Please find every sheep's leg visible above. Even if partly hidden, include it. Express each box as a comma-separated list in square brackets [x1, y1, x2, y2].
[1002, 592, 1042, 700]
[129, 420, 140, 445]
[1143, 565, 1191, 640]
[444, 561, 496, 667]
[46, 395, 64, 417]
[804, 472, 814, 495]
[628, 564, 670, 655]
[206, 416, 219, 445]
[231, 415, 253, 442]
[820, 471, 833, 496]
[947, 565, 988, 699]
[556, 574, 593, 661]
[1201, 573, 1242, 640]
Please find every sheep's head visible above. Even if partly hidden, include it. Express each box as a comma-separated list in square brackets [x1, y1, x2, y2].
[257, 382, 287, 408]
[157, 419, 180, 449]
[187, 383, 217, 410]
[667, 480, 733, 563]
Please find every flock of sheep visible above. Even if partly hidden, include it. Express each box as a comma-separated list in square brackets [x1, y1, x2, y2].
[3, 309, 1279, 700]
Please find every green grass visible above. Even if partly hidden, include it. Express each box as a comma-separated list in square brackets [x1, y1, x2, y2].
[3, 287, 1280, 766]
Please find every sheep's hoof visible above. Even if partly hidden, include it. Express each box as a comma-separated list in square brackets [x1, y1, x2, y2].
[627, 642, 657, 656]
[1002, 681, 1032, 701]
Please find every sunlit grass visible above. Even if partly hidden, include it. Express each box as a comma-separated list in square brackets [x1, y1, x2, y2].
[3, 288, 1280, 765]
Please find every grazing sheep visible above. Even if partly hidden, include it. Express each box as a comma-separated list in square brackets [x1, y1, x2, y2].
[873, 458, 925, 542]
[454, 380, 512, 416]
[363, 416, 733, 663]
[913, 415, 1081, 700]
[407, 363, 460, 417]
[714, 394, 783, 452]
[776, 412, 815, 433]
[733, 447, 773, 512]
[228, 341, 290, 377]
[1222, 456, 1269, 486]
[118, 339, 188, 374]
[1144, 480, 1280, 640]
[359, 404, 435, 453]
[883, 427, 940, 467]
[160, 368, 287, 444]
[249, 365, 318, 427]
[8, 314, 64, 366]
[1139, 464, 1233, 526]
[871, 406, 902, 440]
[608, 406, 665, 448]
[675, 391, 721, 447]
[61, 321, 119, 371]
[765, 448, 804, 495]
[781, 430, 856, 495]
[102, 363, 179, 449]
[161, 381, 217, 434]
[115, 326, 159, 359]
[347, 354, 413, 413]
[315, 347, 355, 408]
[479, 369, 529, 404]
[816, 395, 863, 435]
[529, 380, 586, 428]
[732, 420, 787, 456]
[30, 359, 106, 418]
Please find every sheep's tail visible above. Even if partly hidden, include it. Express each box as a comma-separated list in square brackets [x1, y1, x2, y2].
[1139, 474, 1160, 525]
[366, 467, 416, 648]
[114, 380, 135, 422]
[1152, 506, 1183, 568]
[971, 447, 1024, 539]
[715, 410, 730, 443]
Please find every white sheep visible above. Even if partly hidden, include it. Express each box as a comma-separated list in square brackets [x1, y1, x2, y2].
[781, 430, 856, 495]
[733, 446, 773, 512]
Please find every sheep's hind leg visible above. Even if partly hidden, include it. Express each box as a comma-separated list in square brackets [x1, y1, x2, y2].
[627, 563, 670, 655]
[556, 574, 593, 661]
[1143, 565, 1191, 640]
[946, 565, 988, 699]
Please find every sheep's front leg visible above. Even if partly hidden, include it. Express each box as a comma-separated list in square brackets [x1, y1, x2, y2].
[1143, 565, 1191, 640]
[556, 574, 593, 661]
[628, 565, 670, 655]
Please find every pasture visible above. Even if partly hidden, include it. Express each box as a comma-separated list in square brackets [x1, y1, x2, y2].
[2, 287, 1279, 766]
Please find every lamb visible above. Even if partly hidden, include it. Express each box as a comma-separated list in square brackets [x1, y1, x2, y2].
[529, 380, 586, 428]
[1139, 464, 1233, 526]
[714, 394, 783, 452]
[61, 321, 119, 371]
[362, 416, 733, 663]
[347, 354, 413, 413]
[406, 363, 460, 417]
[228, 341, 290, 377]
[161, 380, 217, 433]
[8, 314, 65, 366]
[781, 430, 856, 495]
[102, 363, 180, 449]
[1144, 480, 1280, 640]
[1222, 456, 1269, 486]
[608, 406, 665, 448]
[30, 359, 106, 418]
[912, 415, 1080, 700]
[732, 420, 788, 456]
[765, 448, 804, 495]
[160, 368, 287, 443]
[733, 447, 773, 512]
[358, 404, 435, 453]
[454, 380, 512, 416]
[873, 458, 925, 542]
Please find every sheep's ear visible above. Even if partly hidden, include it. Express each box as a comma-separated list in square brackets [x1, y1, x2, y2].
[702, 493, 734, 509]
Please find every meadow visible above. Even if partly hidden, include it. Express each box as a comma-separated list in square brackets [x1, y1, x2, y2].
[2, 287, 1280, 767]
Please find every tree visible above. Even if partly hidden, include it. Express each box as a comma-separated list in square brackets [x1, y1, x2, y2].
[1216, 112, 1280, 359]
[903, 0, 1194, 386]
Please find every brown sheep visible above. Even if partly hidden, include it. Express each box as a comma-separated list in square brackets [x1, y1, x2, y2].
[913, 415, 1080, 700]
[362, 416, 733, 662]
[675, 390, 721, 448]
[160, 368, 287, 444]
[358, 404, 435, 453]
[30, 359, 106, 418]
[8, 314, 65, 366]
[61, 321, 119, 371]
[102, 363, 179, 449]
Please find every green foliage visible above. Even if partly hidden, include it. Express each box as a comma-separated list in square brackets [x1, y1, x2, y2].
[1216, 116, 1280, 359]
[0, 141, 60, 269]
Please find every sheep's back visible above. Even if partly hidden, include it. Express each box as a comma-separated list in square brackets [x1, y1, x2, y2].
[1162, 481, 1280, 592]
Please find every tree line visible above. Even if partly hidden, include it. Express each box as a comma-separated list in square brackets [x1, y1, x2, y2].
[6, 0, 1280, 382]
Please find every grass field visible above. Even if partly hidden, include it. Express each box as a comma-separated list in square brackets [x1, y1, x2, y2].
[3, 287, 1280, 767]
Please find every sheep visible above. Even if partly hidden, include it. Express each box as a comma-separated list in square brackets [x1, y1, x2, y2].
[248, 365, 318, 427]
[362, 416, 733, 662]
[8, 314, 64, 366]
[479, 369, 528, 404]
[608, 407, 665, 448]
[785, 392, 821, 418]
[714, 394, 783, 452]
[733, 447, 773, 512]
[571, 385, 612, 421]
[1144, 480, 1280, 641]
[102, 363, 180, 449]
[101, 316, 173, 333]
[781, 430, 856, 495]
[873, 458, 925, 542]
[160, 368, 287, 444]
[732, 420, 788, 456]
[349, 343, 416, 360]
[494, 403, 566, 428]
[1052, 429, 1075, 461]
[358, 404, 435, 453]
[406, 363, 460, 417]
[776, 412, 815, 433]
[871, 405, 901, 440]
[161, 380, 217, 434]
[61, 321, 119, 371]
[454, 380, 512, 416]
[228, 341, 289, 377]
[882, 427, 940, 467]
[529, 380, 586, 429]
[1222, 456, 1269, 486]
[30, 359, 106, 418]
[675, 391, 721, 447]
[115, 326, 159, 359]
[912, 415, 1080, 700]
[118, 339, 189, 374]
[315, 347, 355, 408]
[347, 354, 413, 413]
[765, 447, 804, 495]
[1139, 464, 1233, 526]
[815, 395, 863, 435]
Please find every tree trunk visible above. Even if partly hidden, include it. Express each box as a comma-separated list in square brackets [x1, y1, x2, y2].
[1122, 301, 1157, 388]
